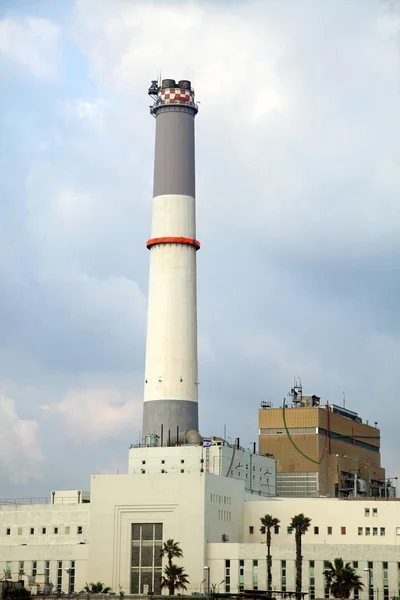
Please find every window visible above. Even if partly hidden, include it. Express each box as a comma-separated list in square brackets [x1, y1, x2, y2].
[368, 562, 373, 569]
[32, 561, 37, 577]
[373, 527, 378, 536]
[141, 469, 146, 474]
[260, 526, 266, 534]
[19, 562, 24, 575]
[274, 525, 280, 534]
[358, 527, 363, 536]
[383, 562, 389, 600]
[365, 508, 370, 517]
[77, 526, 83, 534]
[57, 561, 63, 593]
[341, 526, 346, 535]
[253, 560, 258, 588]
[309, 560, 315, 600]
[161, 460, 165, 464]
[239, 559, 244, 588]
[380, 527, 386, 536]
[54, 527, 58, 534]
[65, 526, 70, 534]
[225, 560, 230, 593]
[17, 528, 22, 535]
[372, 508, 378, 516]
[281, 560, 286, 592]
[181, 459, 184, 464]
[30, 528, 34, 535]
[131, 523, 163, 594]
[69, 561, 76, 593]
[6, 562, 12, 579]
[314, 526, 319, 535]
[45, 561, 50, 584]
[6, 528, 10, 536]
[327, 526, 332, 535]
[141, 460, 146, 465]
[354, 563, 361, 599]
[161, 469, 166, 473]
[42, 527, 46, 535]
[287, 527, 293, 534]
[249, 526, 254, 534]
[366, 527, 371, 536]
[180, 469, 184, 473]
[397, 527, 400, 536]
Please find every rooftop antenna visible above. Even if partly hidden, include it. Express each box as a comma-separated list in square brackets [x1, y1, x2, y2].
[343, 391, 346, 408]
[290, 376, 302, 406]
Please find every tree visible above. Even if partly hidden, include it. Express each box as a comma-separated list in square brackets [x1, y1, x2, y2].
[260, 514, 280, 596]
[84, 582, 112, 594]
[290, 513, 311, 599]
[324, 558, 364, 599]
[161, 564, 190, 596]
[160, 539, 183, 569]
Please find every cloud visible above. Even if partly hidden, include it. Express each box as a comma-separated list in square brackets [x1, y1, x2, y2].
[42, 387, 141, 444]
[1, 0, 400, 493]
[0, 16, 60, 81]
[0, 394, 44, 484]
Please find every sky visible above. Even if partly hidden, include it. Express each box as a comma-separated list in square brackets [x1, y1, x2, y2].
[0, 0, 399, 497]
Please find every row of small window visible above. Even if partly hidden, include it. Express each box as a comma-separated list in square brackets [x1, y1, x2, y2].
[5, 560, 51, 578]
[252, 525, 385, 536]
[5, 559, 75, 592]
[141, 459, 189, 465]
[4, 526, 83, 536]
[211, 494, 232, 505]
[140, 469, 191, 474]
[359, 527, 386, 536]
[239, 559, 400, 569]
[254, 525, 348, 535]
[365, 508, 379, 517]
[218, 510, 232, 522]
[224, 559, 395, 596]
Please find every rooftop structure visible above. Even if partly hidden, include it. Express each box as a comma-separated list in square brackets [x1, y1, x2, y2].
[259, 380, 391, 498]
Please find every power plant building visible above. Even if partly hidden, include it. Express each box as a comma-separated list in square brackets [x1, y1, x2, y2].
[1, 78, 399, 600]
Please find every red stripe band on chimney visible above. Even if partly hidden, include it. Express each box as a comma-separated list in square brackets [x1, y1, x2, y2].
[146, 236, 200, 250]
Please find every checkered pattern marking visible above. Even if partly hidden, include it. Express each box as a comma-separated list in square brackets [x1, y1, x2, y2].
[158, 88, 195, 105]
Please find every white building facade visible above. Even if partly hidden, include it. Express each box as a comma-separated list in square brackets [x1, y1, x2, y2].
[1, 446, 400, 598]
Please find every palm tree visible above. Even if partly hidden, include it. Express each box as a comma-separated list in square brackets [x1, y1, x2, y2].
[160, 539, 184, 568]
[84, 582, 112, 593]
[324, 558, 364, 599]
[290, 513, 311, 599]
[260, 514, 280, 596]
[161, 564, 189, 595]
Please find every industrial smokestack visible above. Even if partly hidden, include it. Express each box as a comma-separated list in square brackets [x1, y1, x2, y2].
[142, 78, 200, 445]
